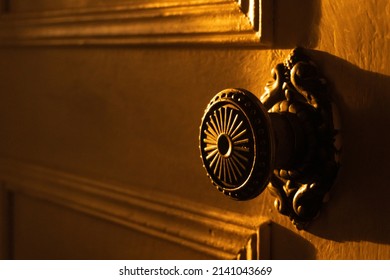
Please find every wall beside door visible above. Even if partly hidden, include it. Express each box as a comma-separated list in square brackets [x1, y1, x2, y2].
[0, 0, 389, 259]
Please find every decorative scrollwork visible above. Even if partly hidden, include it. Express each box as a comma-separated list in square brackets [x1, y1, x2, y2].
[264, 48, 339, 229]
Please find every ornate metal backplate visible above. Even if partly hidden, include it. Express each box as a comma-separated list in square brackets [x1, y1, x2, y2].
[262, 48, 339, 228]
[199, 48, 339, 229]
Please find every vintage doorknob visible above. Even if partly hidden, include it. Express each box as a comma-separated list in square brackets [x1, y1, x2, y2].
[199, 48, 340, 228]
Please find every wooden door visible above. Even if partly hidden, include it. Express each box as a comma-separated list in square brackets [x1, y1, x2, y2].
[0, 0, 389, 259]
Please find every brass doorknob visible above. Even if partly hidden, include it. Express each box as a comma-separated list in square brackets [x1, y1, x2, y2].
[199, 88, 273, 200]
[199, 48, 340, 228]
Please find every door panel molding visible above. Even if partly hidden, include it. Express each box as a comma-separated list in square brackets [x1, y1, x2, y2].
[0, 158, 270, 259]
[0, 0, 273, 46]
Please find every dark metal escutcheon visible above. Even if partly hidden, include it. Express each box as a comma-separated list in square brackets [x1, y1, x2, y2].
[199, 48, 340, 229]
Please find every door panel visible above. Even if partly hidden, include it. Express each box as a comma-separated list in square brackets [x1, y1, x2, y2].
[12, 194, 212, 260]
[1, 0, 390, 259]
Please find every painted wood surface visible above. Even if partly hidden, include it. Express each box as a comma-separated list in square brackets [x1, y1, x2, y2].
[0, 0, 389, 259]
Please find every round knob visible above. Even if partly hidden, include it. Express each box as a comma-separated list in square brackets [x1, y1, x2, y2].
[199, 88, 274, 200]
